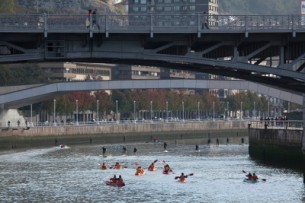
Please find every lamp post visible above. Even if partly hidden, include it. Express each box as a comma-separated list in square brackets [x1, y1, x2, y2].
[240, 101, 243, 120]
[150, 100, 153, 122]
[96, 99, 99, 123]
[197, 101, 200, 121]
[212, 101, 215, 121]
[166, 101, 168, 122]
[76, 99, 79, 125]
[182, 101, 185, 122]
[227, 101, 229, 120]
[253, 101, 256, 119]
[133, 100, 136, 123]
[53, 99, 56, 126]
[116, 100, 118, 123]
[268, 101, 269, 118]
[30, 104, 33, 126]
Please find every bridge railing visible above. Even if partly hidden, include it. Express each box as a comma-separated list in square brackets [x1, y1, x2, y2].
[250, 120, 303, 130]
[0, 14, 304, 33]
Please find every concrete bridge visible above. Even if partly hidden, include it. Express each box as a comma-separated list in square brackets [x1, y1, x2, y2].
[0, 14, 305, 93]
[0, 79, 303, 109]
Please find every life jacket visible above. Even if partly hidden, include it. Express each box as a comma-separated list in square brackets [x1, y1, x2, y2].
[115, 164, 121, 169]
[101, 165, 107, 170]
[136, 168, 144, 175]
[180, 176, 187, 183]
[148, 164, 156, 171]
[252, 175, 258, 180]
[110, 177, 117, 183]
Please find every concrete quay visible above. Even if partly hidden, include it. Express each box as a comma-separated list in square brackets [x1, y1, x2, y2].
[0, 120, 249, 150]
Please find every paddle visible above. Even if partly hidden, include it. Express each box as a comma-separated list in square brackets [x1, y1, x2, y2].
[242, 170, 266, 182]
[174, 173, 194, 180]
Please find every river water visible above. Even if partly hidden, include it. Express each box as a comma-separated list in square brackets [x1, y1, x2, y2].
[0, 142, 304, 203]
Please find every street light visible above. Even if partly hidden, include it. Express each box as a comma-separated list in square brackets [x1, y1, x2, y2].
[253, 102, 256, 119]
[30, 104, 33, 126]
[76, 99, 79, 125]
[53, 99, 56, 125]
[133, 100, 136, 123]
[150, 100, 153, 122]
[212, 101, 215, 121]
[116, 100, 118, 123]
[268, 101, 269, 118]
[166, 101, 168, 122]
[182, 101, 185, 122]
[96, 99, 99, 122]
[240, 101, 243, 120]
[227, 101, 229, 120]
[197, 101, 200, 121]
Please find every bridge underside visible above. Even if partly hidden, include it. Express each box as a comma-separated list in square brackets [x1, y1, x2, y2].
[0, 80, 302, 110]
[0, 32, 305, 93]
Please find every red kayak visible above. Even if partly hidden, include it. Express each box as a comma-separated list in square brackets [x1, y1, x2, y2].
[105, 181, 125, 187]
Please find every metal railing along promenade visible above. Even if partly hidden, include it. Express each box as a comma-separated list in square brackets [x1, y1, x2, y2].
[250, 120, 303, 130]
[1, 119, 248, 129]
[0, 14, 304, 34]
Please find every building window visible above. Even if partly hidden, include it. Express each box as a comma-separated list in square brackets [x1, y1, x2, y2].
[164, 6, 171, 11]
[141, 6, 147, 11]
[173, 6, 180, 11]
[190, 5, 195, 11]
[164, 0, 171, 3]
[133, 6, 139, 12]
[156, 6, 163, 11]
[140, 0, 146, 4]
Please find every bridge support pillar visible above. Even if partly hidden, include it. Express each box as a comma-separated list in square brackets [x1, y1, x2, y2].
[302, 94, 305, 183]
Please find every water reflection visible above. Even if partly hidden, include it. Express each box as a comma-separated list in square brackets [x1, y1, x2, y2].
[0, 143, 304, 202]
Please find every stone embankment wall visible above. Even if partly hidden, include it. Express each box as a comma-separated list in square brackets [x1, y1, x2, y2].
[249, 128, 303, 170]
[1, 121, 248, 137]
[0, 121, 249, 150]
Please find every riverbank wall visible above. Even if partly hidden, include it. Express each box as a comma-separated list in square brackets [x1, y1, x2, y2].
[0, 121, 249, 150]
[248, 127, 303, 170]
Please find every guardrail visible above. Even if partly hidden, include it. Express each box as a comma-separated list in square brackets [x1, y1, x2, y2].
[250, 120, 303, 130]
[1, 119, 247, 128]
[0, 14, 304, 33]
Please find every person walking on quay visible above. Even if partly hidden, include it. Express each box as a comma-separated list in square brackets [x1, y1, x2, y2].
[164, 142, 167, 151]
[133, 147, 137, 154]
[102, 147, 106, 156]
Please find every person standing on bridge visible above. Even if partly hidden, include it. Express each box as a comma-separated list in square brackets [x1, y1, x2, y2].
[92, 9, 100, 30]
[86, 9, 92, 29]
[202, 12, 209, 29]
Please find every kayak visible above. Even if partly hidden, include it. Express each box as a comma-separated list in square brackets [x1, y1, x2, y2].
[243, 178, 258, 183]
[148, 168, 157, 171]
[105, 181, 125, 187]
[135, 172, 145, 176]
[178, 179, 187, 183]
[163, 171, 171, 175]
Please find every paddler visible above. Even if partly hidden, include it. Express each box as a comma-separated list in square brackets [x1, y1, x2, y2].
[114, 162, 121, 169]
[110, 175, 117, 183]
[117, 175, 125, 186]
[135, 166, 145, 175]
[252, 173, 258, 180]
[148, 162, 157, 171]
[101, 162, 107, 170]
[177, 173, 188, 182]
[163, 164, 172, 174]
